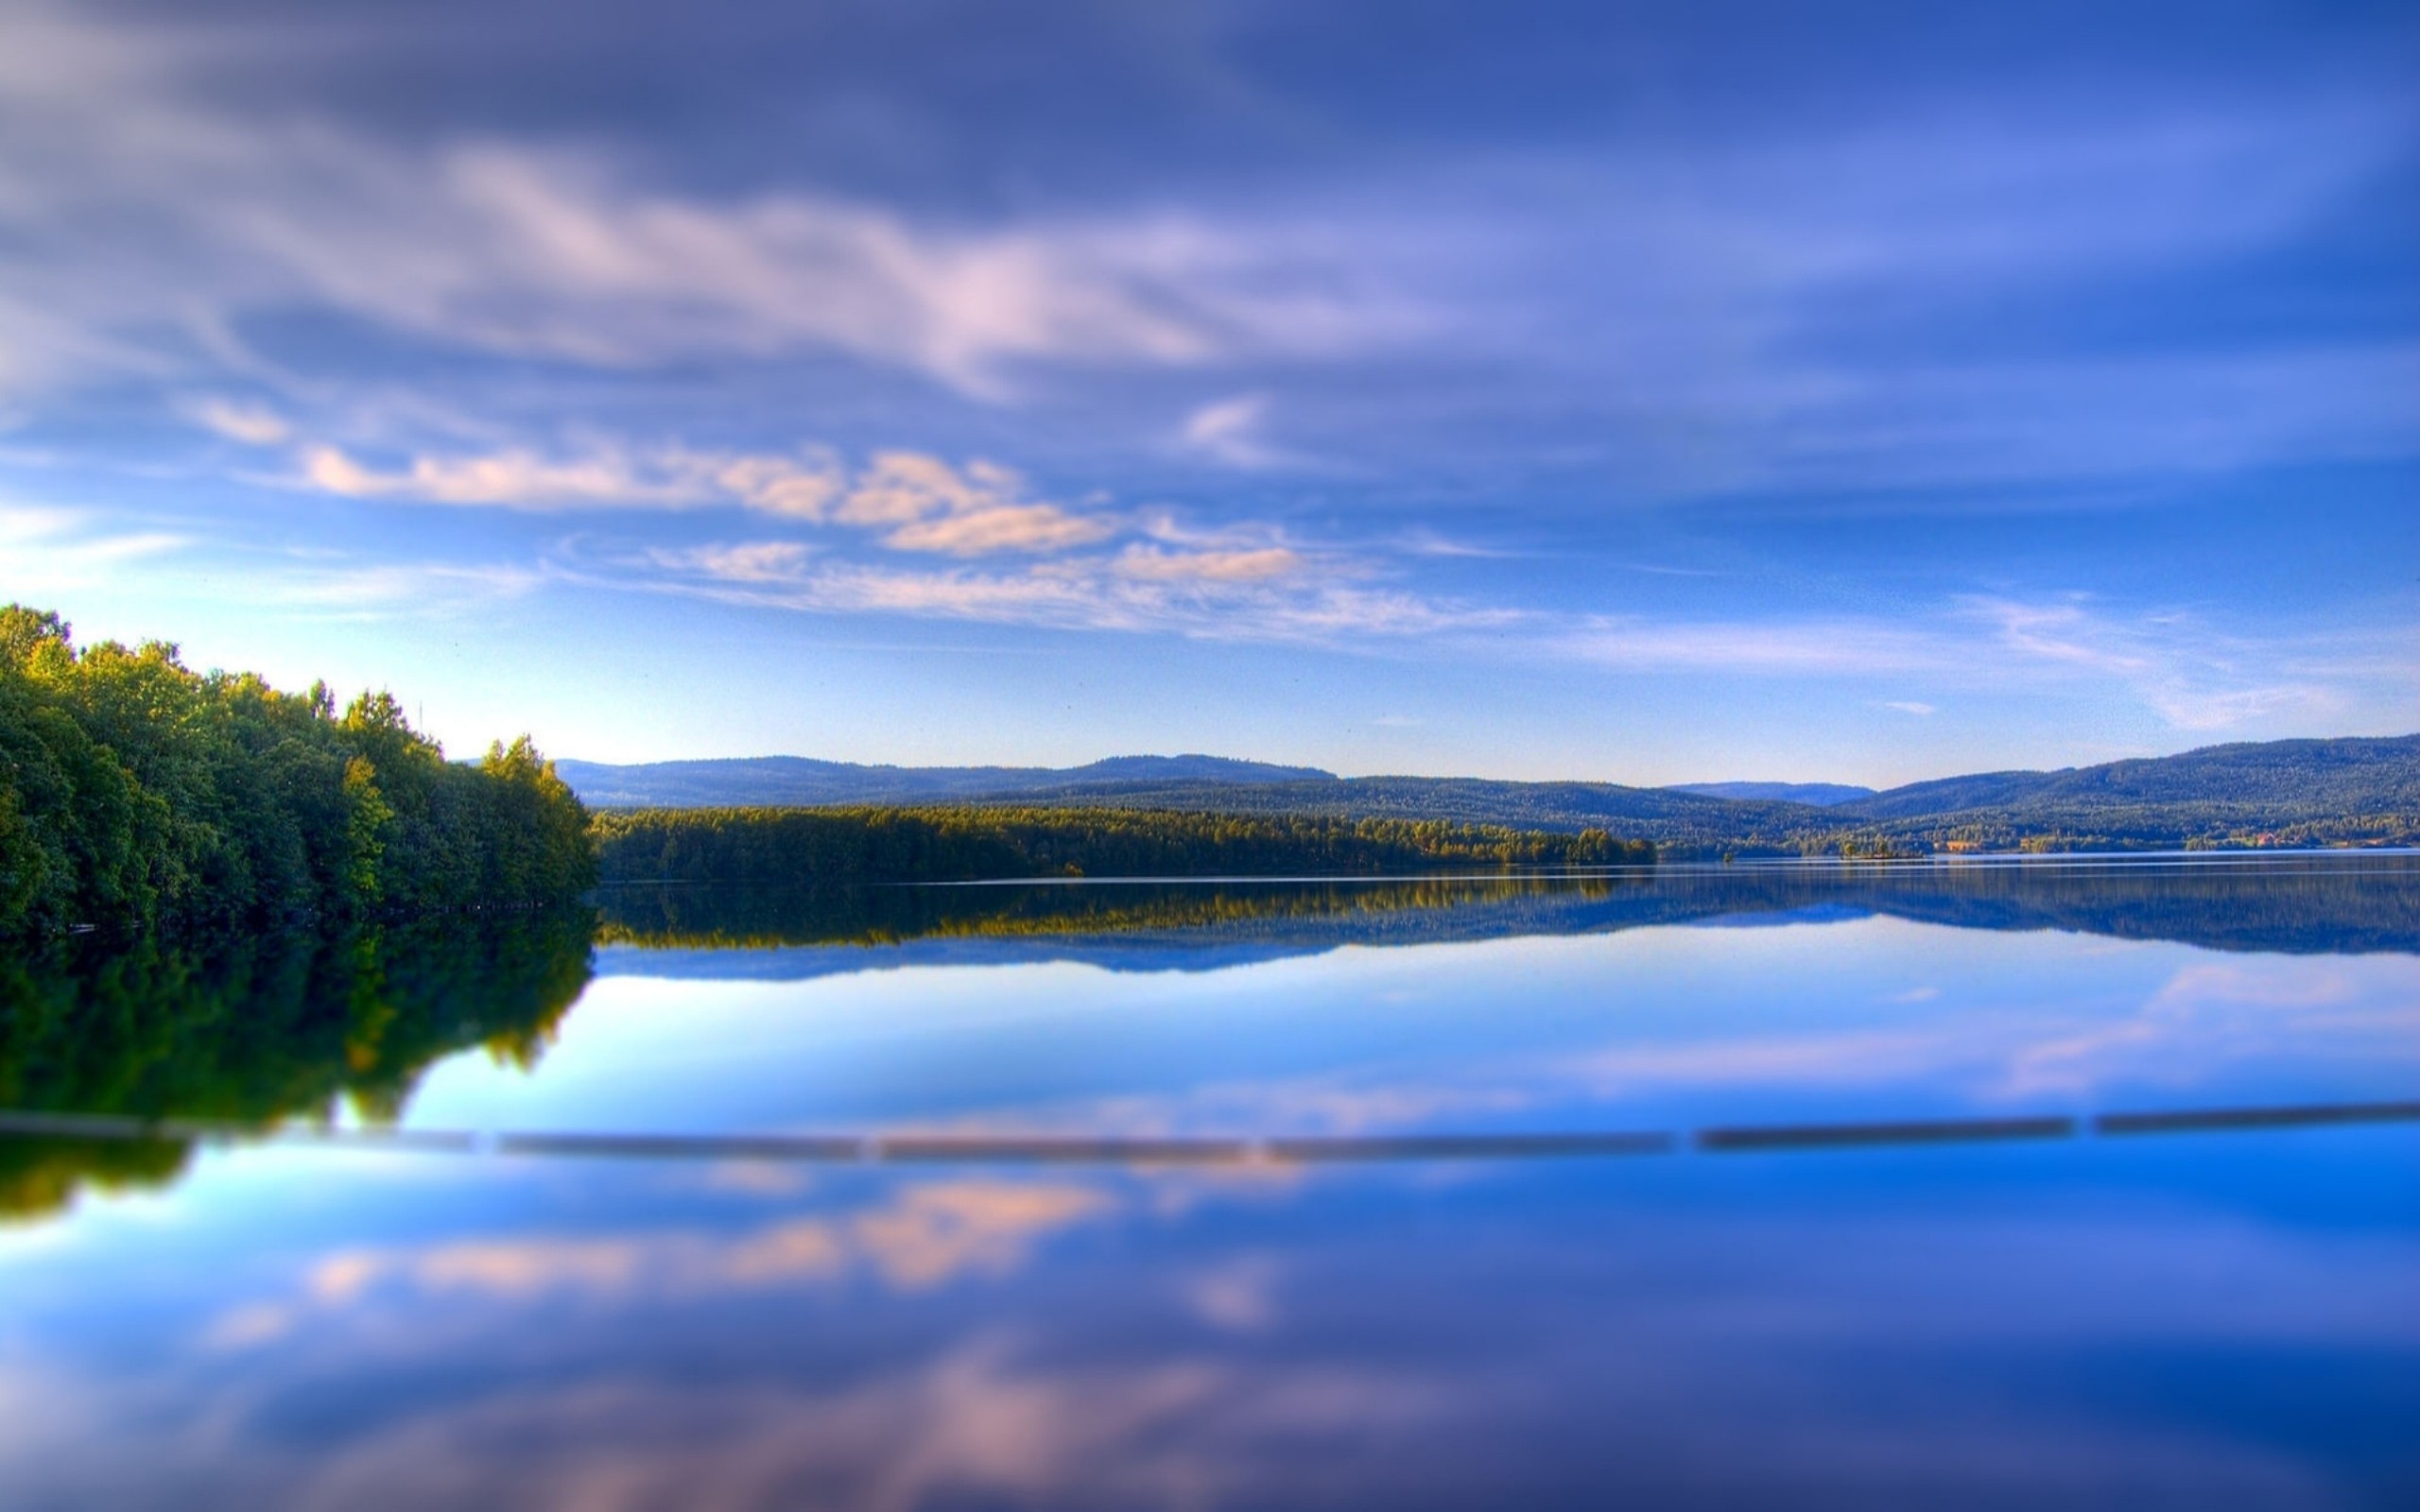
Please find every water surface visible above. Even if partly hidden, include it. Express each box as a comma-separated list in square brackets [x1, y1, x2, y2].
[3, 856, 2415, 1507]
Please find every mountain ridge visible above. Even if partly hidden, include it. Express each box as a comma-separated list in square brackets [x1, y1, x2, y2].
[558, 734, 2420, 853]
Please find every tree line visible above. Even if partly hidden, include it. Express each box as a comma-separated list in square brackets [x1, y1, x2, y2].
[0, 605, 594, 939]
[593, 804, 1655, 885]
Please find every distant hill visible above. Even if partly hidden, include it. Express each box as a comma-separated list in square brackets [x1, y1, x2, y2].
[561, 734, 2420, 854]
[556, 753, 1336, 810]
[1841, 735, 2420, 820]
[1670, 782, 1876, 806]
[806, 774, 1839, 851]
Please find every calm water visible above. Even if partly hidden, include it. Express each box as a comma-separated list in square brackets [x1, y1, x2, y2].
[2, 856, 2415, 1508]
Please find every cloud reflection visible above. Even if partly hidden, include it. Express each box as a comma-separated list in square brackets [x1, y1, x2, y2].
[233, 1177, 1115, 1332]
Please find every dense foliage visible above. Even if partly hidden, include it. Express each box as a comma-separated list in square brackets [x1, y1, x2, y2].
[593, 805, 1654, 885]
[0, 605, 594, 938]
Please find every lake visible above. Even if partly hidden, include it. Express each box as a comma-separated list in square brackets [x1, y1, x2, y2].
[3, 855, 2415, 1508]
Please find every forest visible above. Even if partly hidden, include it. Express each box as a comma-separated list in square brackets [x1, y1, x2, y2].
[0, 605, 594, 940]
[593, 804, 1655, 886]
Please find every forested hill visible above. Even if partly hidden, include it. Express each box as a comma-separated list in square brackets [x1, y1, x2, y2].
[1841, 736, 2420, 819]
[557, 753, 1335, 808]
[562, 736, 2420, 852]
[988, 777, 1823, 850]
[0, 605, 594, 939]
[735, 735, 2420, 854]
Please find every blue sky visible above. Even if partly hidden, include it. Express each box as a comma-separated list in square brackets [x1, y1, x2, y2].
[0, 0, 2412, 784]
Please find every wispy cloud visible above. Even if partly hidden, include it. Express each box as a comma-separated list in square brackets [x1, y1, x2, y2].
[294, 440, 1120, 558]
[1565, 617, 1950, 676]
[301, 444, 710, 510]
[0, 501, 185, 591]
[254, 560, 547, 616]
[181, 396, 291, 447]
[1960, 595, 2365, 732]
[1112, 544, 1305, 583]
[612, 535, 1509, 646]
[0, 7, 1415, 403]
[1181, 394, 1304, 470]
[1555, 594, 2405, 738]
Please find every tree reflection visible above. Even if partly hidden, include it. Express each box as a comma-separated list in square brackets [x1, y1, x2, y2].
[0, 910, 594, 1218]
[596, 856, 2420, 958]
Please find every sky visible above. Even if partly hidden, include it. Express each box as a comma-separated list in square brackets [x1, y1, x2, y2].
[0, 0, 2413, 786]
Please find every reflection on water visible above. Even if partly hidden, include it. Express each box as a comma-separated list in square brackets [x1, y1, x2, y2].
[1, 856, 2416, 1507]
[597, 851, 2420, 968]
[0, 912, 592, 1220]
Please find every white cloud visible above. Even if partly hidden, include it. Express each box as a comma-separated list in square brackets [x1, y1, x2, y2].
[301, 444, 711, 510]
[832, 454, 1115, 556]
[657, 541, 817, 584]
[1113, 544, 1305, 583]
[715, 452, 845, 520]
[885, 506, 1113, 557]
[296, 439, 1125, 558]
[1882, 701, 1937, 716]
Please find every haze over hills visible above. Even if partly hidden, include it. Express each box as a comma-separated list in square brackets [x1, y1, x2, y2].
[1668, 782, 1876, 806]
[553, 753, 1334, 810]
[559, 734, 2420, 853]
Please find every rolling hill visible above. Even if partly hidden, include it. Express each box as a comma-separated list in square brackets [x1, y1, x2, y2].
[559, 735, 2420, 854]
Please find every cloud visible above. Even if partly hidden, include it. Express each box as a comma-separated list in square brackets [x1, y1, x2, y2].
[301, 444, 710, 509]
[1566, 617, 1950, 676]
[885, 506, 1113, 557]
[1112, 544, 1305, 582]
[0, 1, 2407, 518]
[182, 397, 290, 447]
[0, 501, 186, 591]
[1554, 594, 2406, 739]
[1181, 394, 1300, 469]
[621, 537, 1508, 645]
[1964, 597, 2152, 675]
[713, 453, 846, 520]
[0, 7, 1411, 403]
[834, 454, 1115, 556]
[294, 439, 1119, 557]
[258, 560, 547, 613]
[658, 541, 816, 584]
[1960, 595, 2365, 732]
